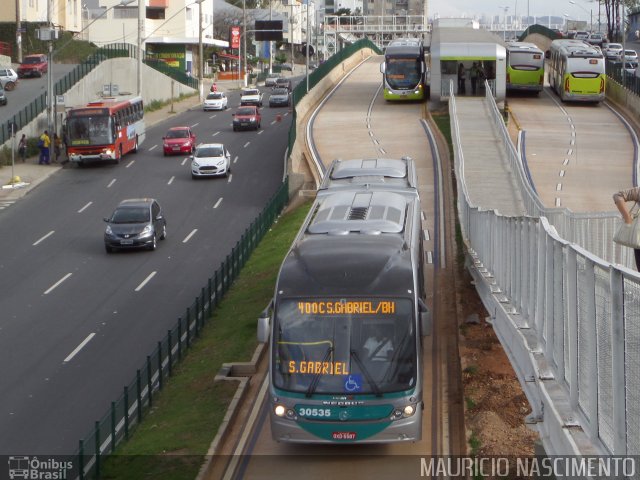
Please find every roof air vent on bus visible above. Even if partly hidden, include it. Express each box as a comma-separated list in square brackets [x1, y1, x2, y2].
[348, 206, 369, 220]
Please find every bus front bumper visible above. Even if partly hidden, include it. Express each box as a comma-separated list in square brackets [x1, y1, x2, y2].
[69, 152, 116, 163]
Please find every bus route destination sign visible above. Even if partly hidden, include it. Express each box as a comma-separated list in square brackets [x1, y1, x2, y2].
[296, 300, 396, 315]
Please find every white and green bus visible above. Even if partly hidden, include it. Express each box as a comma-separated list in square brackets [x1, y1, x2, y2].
[548, 39, 605, 102]
[380, 39, 428, 101]
[257, 159, 430, 443]
[506, 42, 545, 93]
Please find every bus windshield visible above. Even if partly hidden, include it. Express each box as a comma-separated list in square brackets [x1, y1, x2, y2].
[385, 57, 422, 89]
[273, 298, 416, 395]
[67, 114, 114, 146]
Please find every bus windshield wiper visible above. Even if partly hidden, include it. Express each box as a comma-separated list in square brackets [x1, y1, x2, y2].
[305, 346, 333, 398]
[350, 350, 382, 397]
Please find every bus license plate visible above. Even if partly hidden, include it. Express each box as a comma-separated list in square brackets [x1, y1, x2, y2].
[332, 431, 356, 440]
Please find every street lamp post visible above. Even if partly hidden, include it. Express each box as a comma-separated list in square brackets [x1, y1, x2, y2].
[498, 6, 509, 41]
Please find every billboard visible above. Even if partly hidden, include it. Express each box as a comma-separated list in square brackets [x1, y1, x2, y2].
[255, 20, 283, 41]
[230, 26, 241, 49]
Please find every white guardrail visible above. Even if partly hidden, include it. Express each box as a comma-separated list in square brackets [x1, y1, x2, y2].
[449, 79, 640, 456]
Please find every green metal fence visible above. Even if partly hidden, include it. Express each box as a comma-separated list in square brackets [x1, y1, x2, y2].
[75, 178, 289, 479]
[0, 43, 199, 147]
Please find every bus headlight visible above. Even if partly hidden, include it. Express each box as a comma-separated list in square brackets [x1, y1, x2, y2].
[391, 404, 416, 420]
[274, 405, 286, 417]
[403, 405, 415, 417]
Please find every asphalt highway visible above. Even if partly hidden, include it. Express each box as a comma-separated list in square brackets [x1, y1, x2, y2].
[0, 88, 290, 455]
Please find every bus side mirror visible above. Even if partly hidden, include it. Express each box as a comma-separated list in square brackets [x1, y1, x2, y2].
[257, 301, 273, 343]
[419, 299, 431, 336]
[380, 62, 386, 74]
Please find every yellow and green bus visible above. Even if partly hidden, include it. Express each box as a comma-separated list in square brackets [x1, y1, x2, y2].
[506, 42, 545, 94]
[548, 39, 605, 102]
[380, 39, 427, 101]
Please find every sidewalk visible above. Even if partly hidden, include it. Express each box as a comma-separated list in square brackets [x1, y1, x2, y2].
[0, 81, 236, 205]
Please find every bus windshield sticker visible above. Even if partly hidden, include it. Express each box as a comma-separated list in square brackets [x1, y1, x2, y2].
[344, 374, 362, 392]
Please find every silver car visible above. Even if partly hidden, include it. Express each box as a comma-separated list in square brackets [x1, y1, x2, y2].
[0, 67, 18, 91]
[203, 91, 228, 111]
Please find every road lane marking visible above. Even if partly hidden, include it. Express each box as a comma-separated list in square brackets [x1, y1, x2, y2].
[555, 198, 561, 207]
[63, 333, 96, 363]
[168, 176, 175, 185]
[135, 271, 157, 291]
[270, 120, 276, 125]
[423, 229, 430, 241]
[191, 122, 200, 128]
[559, 170, 565, 177]
[258, 130, 264, 135]
[33, 231, 55, 246]
[181, 158, 188, 166]
[233, 156, 239, 163]
[209, 115, 217, 119]
[125, 160, 134, 168]
[426, 251, 433, 264]
[213, 197, 223, 209]
[44, 273, 72, 295]
[148, 145, 157, 151]
[567, 149, 573, 155]
[107, 179, 116, 188]
[183, 229, 198, 243]
[228, 174, 232, 183]
[77, 201, 92, 213]
[243, 142, 250, 148]
[563, 158, 569, 166]
[556, 183, 562, 191]
[212, 131, 220, 137]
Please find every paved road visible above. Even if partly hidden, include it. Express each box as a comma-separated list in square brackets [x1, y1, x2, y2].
[0, 63, 78, 125]
[0, 86, 290, 455]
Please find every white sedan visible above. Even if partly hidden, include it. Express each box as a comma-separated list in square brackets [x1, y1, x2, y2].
[190, 143, 231, 178]
[203, 92, 228, 111]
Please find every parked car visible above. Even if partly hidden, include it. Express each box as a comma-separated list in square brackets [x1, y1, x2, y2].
[190, 143, 231, 178]
[240, 87, 263, 107]
[104, 198, 167, 253]
[624, 49, 638, 62]
[17, 54, 48, 78]
[162, 126, 196, 156]
[0, 67, 18, 90]
[275, 77, 292, 91]
[605, 43, 623, 60]
[268, 87, 291, 107]
[203, 91, 228, 111]
[265, 74, 282, 87]
[232, 106, 261, 131]
[279, 63, 293, 71]
[0, 83, 7, 106]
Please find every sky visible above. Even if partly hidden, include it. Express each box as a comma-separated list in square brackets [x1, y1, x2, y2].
[428, 0, 599, 23]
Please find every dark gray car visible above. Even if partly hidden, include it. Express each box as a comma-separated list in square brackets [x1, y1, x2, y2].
[104, 198, 167, 253]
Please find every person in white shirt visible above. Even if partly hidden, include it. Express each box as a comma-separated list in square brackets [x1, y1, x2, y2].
[363, 327, 393, 361]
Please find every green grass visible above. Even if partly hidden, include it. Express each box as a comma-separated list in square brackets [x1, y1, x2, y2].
[465, 396, 477, 410]
[100, 201, 312, 479]
[463, 365, 478, 375]
[145, 93, 198, 114]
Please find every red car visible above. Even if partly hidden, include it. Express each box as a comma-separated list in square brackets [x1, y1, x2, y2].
[162, 126, 196, 156]
[17, 54, 48, 78]
[232, 106, 262, 131]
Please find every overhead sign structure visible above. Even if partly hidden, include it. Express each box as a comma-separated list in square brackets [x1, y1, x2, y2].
[255, 20, 283, 41]
[230, 26, 241, 49]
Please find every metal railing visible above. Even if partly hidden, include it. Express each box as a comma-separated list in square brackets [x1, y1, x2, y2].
[450, 80, 640, 456]
[74, 179, 289, 479]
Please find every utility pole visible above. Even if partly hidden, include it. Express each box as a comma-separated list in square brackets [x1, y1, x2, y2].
[291, 1, 295, 73]
[269, 0, 273, 74]
[47, 0, 54, 137]
[15, 0, 22, 63]
[198, 0, 203, 94]
[137, 0, 144, 97]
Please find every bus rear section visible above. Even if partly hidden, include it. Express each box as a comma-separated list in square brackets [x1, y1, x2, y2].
[506, 43, 545, 93]
[561, 56, 605, 102]
[66, 97, 145, 166]
[381, 39, 426, 101]
[258, 189, 430, 443]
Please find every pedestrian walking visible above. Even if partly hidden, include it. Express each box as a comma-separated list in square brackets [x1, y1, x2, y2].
[18, 134, 27, 162]
[613, 186, 640, 270]
[38, 130, 51, 165]
[457, 63, 466, 94]
[53, 133, 62, 162]
[470, 62, 481, 95]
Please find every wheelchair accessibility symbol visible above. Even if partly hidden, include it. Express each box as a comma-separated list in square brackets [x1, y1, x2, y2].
[344, 374, 362, 392]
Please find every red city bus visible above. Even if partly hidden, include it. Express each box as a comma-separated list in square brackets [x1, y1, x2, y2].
[65, 96, 145, 166]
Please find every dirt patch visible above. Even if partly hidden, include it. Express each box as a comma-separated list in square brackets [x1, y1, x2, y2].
[456, 268, 539, 456]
